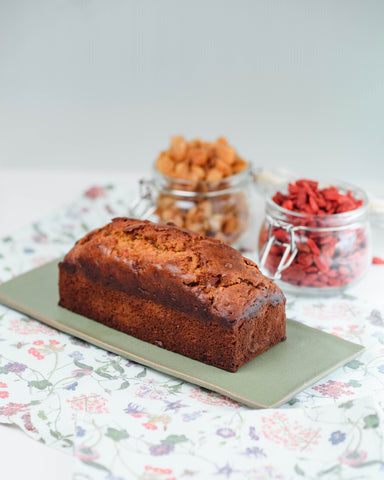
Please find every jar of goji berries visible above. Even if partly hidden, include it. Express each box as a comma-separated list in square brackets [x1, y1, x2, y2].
[258, 179, 371, 295]
[129, 164, 262, 251]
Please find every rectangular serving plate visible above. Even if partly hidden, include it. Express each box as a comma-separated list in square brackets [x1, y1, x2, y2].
[0, 261, 364, 408]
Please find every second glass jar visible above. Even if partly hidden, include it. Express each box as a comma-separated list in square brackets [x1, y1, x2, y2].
[258, 181, 371, 295]
[131, 164, 262, 251]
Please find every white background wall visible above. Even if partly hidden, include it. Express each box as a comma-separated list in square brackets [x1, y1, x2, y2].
[1, 0, 383, 185]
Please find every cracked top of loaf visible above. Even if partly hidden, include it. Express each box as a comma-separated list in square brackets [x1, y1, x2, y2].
[61, 218, 285, 328]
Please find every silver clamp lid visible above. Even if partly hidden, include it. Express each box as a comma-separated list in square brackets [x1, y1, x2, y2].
[128, 178, 157, 220]
[258, 217, 298, 280]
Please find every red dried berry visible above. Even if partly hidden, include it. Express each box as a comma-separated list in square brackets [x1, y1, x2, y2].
[306, 237, 320, 255]
[273, 179, 363, 215]
[373, 257, 384, 265]
[297, 253, 314, 268]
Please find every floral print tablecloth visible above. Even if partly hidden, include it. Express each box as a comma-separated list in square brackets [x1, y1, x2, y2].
[1, 184, 384, 480]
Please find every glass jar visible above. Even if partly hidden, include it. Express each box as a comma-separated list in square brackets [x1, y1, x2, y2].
[258, 180, 371, 295]
[129, 164, 263, 251]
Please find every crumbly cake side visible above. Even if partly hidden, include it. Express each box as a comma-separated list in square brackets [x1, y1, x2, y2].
[59, 218, 286, 372]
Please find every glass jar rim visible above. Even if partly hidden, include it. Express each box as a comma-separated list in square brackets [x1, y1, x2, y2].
[152, 163, 252, 187]
[265, 178, 369, 221]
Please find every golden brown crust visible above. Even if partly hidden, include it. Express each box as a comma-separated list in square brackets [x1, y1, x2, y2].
[59, 218, 286, 372]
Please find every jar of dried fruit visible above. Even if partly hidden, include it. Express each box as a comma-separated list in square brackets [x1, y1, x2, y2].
[258, 179, 371, 295]
[129, 137, 262, 250]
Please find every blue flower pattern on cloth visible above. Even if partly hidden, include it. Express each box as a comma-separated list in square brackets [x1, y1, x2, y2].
[329, 431, 346, 445]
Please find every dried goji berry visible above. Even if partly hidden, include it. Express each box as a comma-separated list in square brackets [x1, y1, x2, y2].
[313, 255, 330, 273]
[273, 228, 290, 243]
[372, 257, 384, 265]
[306, 237, 320, 255]
[272, 179, 363, 215]
[297, 253, 314, 268]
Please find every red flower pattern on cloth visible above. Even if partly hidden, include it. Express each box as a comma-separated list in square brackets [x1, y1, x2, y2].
[0, 403, 30, 417]
[262, 412, 321, 452]
[188, 388, 242, 408]
[312, 380, 355, 399]
[8, 318, 58, 336]
[28, 347, 45, 360]
[67, 394, 109, 414]
[0, 383, 9, 399]
[84, 186, 107, 199]
[143, 422, 158, 430]
[27, 339, 63, 360]
[144, 465, 176, 480]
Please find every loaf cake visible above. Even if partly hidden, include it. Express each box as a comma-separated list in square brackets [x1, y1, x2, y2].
[58, 218, 286, 372]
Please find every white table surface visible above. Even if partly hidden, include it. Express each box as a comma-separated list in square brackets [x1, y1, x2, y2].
[1, 169, 383, 479]
[0, 169, 142, 480]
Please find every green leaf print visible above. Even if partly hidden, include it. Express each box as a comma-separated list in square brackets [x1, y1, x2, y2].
[74, 360, 94, 371]
[348, 379, 362, 388]
[346, 359, 364, 370]
[38, 410, 48, 420]
[81, 460, 111, 473]
[161, 434, 187, 446]
[363, 413, 379, 429]
[95, 366, 114, 379]
[294, 464, 305, 476]
[50, 429, 62, 439]
[118, 381, 130, 390]
[136, 368, 147, 378]
[111, 361, 124, 374]
[106, 427, 129, 441]
[29, 380, 52, 390]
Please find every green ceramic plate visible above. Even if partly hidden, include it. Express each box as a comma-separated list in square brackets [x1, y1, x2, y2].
[0, 261, 364, 408]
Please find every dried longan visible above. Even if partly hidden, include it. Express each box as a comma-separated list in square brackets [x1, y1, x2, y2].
[155, 136, 248, 181]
